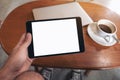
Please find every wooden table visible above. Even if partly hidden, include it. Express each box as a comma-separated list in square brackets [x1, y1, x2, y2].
[0, 0, 120, 69]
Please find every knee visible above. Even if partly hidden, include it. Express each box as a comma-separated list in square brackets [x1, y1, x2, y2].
[15, 71, 44, 80]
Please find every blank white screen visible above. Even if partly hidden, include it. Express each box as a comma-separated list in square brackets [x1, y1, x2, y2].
[32, 19, 80, 56]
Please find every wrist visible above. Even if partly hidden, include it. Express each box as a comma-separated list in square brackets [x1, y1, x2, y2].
[0, 66, 17, 80]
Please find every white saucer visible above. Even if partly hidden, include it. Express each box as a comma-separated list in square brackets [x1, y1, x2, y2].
[87, 22, 117, 46]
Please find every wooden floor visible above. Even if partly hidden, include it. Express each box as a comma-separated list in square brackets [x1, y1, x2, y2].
[0, 0, 120, 80]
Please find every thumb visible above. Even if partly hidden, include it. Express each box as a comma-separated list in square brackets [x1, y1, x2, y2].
[22, 33, 32, 48]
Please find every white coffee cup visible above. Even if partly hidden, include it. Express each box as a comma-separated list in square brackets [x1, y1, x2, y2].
[96, 19, 119, 43]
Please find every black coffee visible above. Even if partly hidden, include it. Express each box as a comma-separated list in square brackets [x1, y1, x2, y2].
[99, 24, 112, 33]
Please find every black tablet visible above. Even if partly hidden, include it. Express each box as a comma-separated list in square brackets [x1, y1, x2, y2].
[26, 17, 85, 58]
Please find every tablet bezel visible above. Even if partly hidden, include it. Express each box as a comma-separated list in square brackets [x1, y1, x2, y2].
[26, 17, 85, 58]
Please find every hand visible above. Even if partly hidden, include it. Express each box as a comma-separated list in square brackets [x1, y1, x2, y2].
[0, 33, 33, 80]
